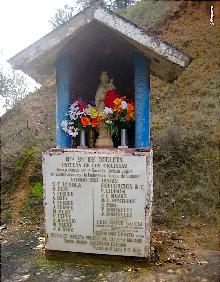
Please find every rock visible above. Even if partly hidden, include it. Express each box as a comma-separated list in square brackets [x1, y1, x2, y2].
[0, 225, 7, 231]
[20, 274, 30, 281]
[167, 269, 174, 273]
[174, 244, 188, 251]
[151, 246, 160, 261]
[38, 237, 45, 243]
[33, 244, 44, 250]
[170, 233, 182, 241]
[176, 268, 188, 275]
[155, 240, 164, 252]
[198, 260, 208, 265]
[176, 261, 184, 265]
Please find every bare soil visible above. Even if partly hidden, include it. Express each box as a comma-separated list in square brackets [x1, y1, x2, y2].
[8, 163, 32, 226]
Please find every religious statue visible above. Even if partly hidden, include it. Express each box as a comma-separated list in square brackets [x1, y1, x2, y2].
[95, 71, 115, 147]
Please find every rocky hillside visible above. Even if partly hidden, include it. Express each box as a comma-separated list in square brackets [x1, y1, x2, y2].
[1, 1, 219, 225]
[1, 86, 56, 186]
[150, 2, 219, 224]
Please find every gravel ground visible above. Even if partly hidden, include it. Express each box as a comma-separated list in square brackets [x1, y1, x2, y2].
[1, 226, 220, 282]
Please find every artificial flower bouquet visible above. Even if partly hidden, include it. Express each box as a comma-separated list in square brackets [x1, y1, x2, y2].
[61, 100, 99, 137]
[102, 90, 135, 136]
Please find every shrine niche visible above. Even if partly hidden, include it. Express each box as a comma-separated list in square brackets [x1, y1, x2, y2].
[8, 3, 190, 258]
[8, 3, 191, 150]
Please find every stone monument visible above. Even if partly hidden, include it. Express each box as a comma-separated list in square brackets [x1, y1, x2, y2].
[8, 3, 190, 259]
[43, 148, 153, 257]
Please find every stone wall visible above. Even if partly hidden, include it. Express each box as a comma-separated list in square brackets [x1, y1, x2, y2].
[1, 85, 56, 186]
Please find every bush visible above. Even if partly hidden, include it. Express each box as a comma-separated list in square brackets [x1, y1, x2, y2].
[117, 0, 173, 29]
[152, 124, 219, 225]
[30, 182, 43, 198]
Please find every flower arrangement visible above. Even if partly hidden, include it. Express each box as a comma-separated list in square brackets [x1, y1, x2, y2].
[102, 90, 135, 136]
[61, 100, 99, 137]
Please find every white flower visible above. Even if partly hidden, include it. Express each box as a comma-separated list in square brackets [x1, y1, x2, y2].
[68, 102, 83, 120]
[67, 101, 88, 120]
[106, 120, 112, 124]
[68, 104, 79, 120]
[60, 120, 69, 132]
[103, 107, 113, 115]
[68, 126, 78, 137]
[121, 101, 127, 110]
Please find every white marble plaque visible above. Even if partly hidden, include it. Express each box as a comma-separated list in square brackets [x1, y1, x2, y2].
[43, 149, 153, 257]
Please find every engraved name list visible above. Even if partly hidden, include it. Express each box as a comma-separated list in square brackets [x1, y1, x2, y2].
[43, 151, 152, 257]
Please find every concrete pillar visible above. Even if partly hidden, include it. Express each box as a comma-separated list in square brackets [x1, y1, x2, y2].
[55, 56, 72, 148]
[133, 53, 151, 148]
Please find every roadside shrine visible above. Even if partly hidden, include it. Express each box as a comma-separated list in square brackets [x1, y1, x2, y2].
[9, 4, 190, 257]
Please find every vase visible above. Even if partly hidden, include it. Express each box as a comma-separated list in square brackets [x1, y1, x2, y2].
[77, 129, 87, 148]
[118, 128, 128, 148]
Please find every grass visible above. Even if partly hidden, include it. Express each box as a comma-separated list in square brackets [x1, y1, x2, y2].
[2, 210, 12, 222]
[21, 182, 44, 223]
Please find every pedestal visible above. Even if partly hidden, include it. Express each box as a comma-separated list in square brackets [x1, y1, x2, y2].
[95, 121, 113, 147]
[43, 148, 153, 258]
[95, 136, 113, 147]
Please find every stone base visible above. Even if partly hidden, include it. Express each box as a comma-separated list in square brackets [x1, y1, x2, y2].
[95, 137, 113, 147]
[43, 148, 153, 258]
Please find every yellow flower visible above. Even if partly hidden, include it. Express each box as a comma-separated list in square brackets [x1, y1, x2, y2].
[87, 107, 98, 118]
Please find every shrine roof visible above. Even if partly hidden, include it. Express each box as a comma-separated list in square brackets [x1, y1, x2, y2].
[8, 4, 191, 84]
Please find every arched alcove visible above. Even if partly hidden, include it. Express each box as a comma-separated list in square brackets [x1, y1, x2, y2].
[58, 21, 136, 103]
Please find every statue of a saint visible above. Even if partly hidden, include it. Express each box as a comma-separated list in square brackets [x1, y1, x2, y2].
[95, 71, 114, 147]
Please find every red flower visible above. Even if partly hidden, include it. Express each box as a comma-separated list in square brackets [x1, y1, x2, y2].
[91, 117, 99, 127]
[104, 90, 119, 108]
[78, 100, 88, 112]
